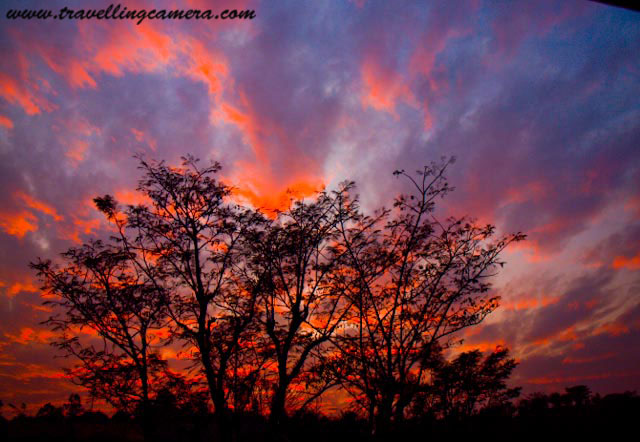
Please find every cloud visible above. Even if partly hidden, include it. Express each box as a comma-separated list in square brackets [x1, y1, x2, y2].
[0, 0, 639, 408]
[0, 115, 14, 129]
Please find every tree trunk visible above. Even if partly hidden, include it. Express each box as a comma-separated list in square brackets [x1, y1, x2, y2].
[140, 364, 152, 441]
[367, 399, 376, 437]
[268, 382, 289, 441]
[373, 393, 394, 440]
[200, 343, 231, 441]
[393, 389, 411, 426]
[269, 386, 287, 425]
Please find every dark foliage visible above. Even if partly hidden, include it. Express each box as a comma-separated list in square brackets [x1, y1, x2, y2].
[2, 387, 639, 441]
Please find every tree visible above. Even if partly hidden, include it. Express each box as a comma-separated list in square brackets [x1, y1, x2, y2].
[147, 370, 210, 417]
[63, 393, 84, 418]
[424, 346, 521, 420]
[95, 155, 267, 436]
[328, 159, 525, 436]
[31, 238, 167, 434]
[36, 403, 64, 420]
[563, 385, 591, 408]
[245, 184, 361, 430]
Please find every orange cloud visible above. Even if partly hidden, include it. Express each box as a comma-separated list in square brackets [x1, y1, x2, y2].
[69, 61, 97, 89]
[76, 21, 228, 98]
[59, 216, 103, 244]
[15, 191, 63, 221]
[0, 47, 57, 115]
[5, 327, 55, 345]
[65, 140, 90, 166]
[593, 321, 629, 337]
[0, 71, 42, 115]
[148, 327, 172, 341]
[85, 21, 172, 77]
[529, 216, 575, 237]
[533, 325, 578, 346]
[2, 189, 105, 244]
[231, 165, 324, 215]
[114, 189, 152, 206]
[0, 210, 38, 238]
[2, 19, 230, 124]
[22, 302, 53, 313]
[180, 37, 228, 95]
[6, 280, 40, 298]
[220, 98, 268, 162]
[572, 342, 585, 350]
[4, 362, 69, 383]
[51, 117, 101, 167]
[360, 59, 419, 117]
[131, 128, 157, 151]
[612, 253, 640, 270]
[218, 97, 326, 214]
[72, 216, 101, 235]
[0, 114, 13, 129]
[500, 294, 558, 311]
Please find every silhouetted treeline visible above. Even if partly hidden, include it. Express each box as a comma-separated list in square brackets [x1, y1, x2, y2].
[21, 154, 637, 441]
[2, 386, 639, 441]
[25, 155, 529, 440]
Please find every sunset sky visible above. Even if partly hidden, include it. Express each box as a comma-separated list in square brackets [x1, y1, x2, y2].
[1, 0, 639, 412]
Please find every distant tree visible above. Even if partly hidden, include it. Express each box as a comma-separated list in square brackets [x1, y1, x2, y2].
[149, 369, 210, 417]
[63, 393, 84, 417]
[594, 390, 640, 420]
[36, 402, 64, 419]
[328, 159, 525, 436]
[424, 346, 521, 420]
[8, 402, 27, 418]
[517, 392, 551, 417]
[563, 385, 591, 408]
[517, 385, 593, 419]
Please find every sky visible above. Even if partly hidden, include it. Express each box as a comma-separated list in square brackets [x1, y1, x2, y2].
[0, 0, 639, 412]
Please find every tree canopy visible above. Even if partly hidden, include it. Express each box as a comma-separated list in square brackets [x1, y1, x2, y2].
[32, 155, 525, 439]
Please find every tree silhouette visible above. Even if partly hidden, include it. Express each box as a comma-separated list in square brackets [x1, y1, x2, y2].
[517, 385, 593, 418]
[63, 394, 84, 418]
[145, 369, 210, 418]
[423, 346, 521, 420]
[563, 385, 591, 408]
[327, 159, 525, 436]
[31, 238, 167, 436]
[93, 155, 267, 437]
[36, 402, 64, 420]
[244, 184, 361, 431]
